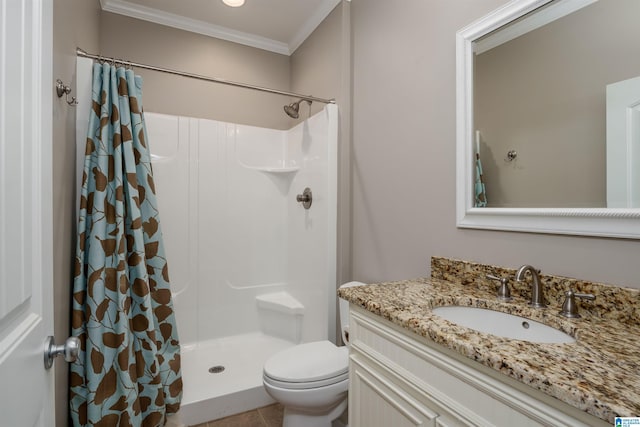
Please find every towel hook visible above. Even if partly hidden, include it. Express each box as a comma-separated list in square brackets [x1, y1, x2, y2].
[55, 79, 78, 106]
[505, 150, 517, 162]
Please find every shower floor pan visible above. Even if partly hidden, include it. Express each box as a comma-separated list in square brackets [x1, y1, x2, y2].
[179, 332, 295, 426]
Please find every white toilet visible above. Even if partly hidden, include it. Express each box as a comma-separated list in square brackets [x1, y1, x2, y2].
[262, 282, 363, 427]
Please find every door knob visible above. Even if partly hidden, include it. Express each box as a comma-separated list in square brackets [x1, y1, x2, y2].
[44, 336, 80, 369]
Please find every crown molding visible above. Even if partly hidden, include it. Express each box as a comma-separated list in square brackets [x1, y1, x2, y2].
[100, 0, 291, 55]
[473, 0, 596, 54]
[289, 0, 341, 54]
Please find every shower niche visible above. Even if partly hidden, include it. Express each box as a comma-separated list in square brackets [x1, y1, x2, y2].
[235, 124, 301, 173]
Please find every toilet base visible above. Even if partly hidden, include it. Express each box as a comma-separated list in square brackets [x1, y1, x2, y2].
[282, 398, 348, 427]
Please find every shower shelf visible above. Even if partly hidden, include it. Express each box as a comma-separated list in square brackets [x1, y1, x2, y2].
[245, 165, 300, 174]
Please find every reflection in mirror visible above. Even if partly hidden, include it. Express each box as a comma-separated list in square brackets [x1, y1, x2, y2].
[456, 0, 640, 238]
[474, 0, 640, 208]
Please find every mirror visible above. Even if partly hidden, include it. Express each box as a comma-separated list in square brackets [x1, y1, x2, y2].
[456, 0, 640, 238]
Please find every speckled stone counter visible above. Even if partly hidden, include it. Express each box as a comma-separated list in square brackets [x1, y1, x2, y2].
[338, 257, 640, 423]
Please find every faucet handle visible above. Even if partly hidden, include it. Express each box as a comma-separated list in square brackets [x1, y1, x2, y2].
[486, 274, 512, 301]
[559, 290, 595, 318]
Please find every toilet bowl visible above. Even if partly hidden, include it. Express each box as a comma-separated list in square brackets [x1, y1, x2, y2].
[262, 282, 363, 427]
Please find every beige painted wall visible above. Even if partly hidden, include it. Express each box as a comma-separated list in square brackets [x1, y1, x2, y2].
[99, 12, 292, 130]
[475, 0, 640, 207]
[350, 0, 639, 289]
[52, 1, 101, 426]
[291, 5, 343, 118]
[291, 2, 352, 339]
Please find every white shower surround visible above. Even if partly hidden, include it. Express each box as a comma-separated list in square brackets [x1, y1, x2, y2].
[148, 108, 338, 424]
[76, 56, 338, 425]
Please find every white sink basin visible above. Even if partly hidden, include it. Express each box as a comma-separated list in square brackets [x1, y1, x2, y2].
[431, 306, 575, 344]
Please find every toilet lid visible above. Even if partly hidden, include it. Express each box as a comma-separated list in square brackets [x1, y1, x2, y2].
[264, 341, 348, 383]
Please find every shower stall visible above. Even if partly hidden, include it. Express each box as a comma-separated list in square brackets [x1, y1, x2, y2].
[76, 57, 338, 425]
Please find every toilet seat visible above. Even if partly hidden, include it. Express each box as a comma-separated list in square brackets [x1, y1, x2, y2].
[263, 372, 348, 390]
[263, 341, 348, 390]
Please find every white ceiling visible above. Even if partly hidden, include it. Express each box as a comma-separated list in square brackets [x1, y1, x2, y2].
[100, 0, 342, 55]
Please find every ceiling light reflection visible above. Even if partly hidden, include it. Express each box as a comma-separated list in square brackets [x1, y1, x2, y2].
[222, 0, 245, 7]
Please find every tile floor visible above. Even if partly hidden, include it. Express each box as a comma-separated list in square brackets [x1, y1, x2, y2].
[191, 403, 284, 427]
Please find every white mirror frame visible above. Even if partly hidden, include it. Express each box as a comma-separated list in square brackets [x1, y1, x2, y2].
[456, 0, 640, 239]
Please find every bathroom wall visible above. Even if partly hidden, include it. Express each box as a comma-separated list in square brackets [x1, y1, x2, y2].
[290, 5, 344, 119]
[52, 1, 101, 426]
[98, 12, 291, 130]
[290, 2, 352, 335]
[350, 0, 640, 289]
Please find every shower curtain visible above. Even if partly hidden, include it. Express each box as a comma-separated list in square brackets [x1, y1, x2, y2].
[70, 63, 182, 426]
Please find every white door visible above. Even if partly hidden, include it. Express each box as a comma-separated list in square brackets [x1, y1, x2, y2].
[606, 76, 640, 208]
[0, 1, 54, 426]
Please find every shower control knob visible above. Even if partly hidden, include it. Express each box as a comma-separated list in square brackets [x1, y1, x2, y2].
[296, 188, 312, 209]
[44, 336, 80, 369]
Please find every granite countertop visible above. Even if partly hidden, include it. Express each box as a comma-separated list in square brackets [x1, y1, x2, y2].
[338, 265, 640, 423]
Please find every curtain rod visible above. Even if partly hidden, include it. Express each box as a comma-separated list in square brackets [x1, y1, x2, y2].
[76, 48, 335, 105]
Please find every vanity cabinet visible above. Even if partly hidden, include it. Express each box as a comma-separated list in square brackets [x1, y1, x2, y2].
[347, 306, 607, 427]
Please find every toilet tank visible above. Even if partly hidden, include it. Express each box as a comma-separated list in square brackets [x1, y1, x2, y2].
[338, 281, 366, 345]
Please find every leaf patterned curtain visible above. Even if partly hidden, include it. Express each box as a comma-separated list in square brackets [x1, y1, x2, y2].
[70, 63, 183, 427]
[474, 152, 487, 208]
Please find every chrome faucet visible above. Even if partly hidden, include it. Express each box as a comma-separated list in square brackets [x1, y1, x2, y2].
[516, 265, 546, 308]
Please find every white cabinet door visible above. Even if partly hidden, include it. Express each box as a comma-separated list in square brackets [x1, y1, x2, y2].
[0, 1, 54, 426]
[349, 355, 438, 427]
